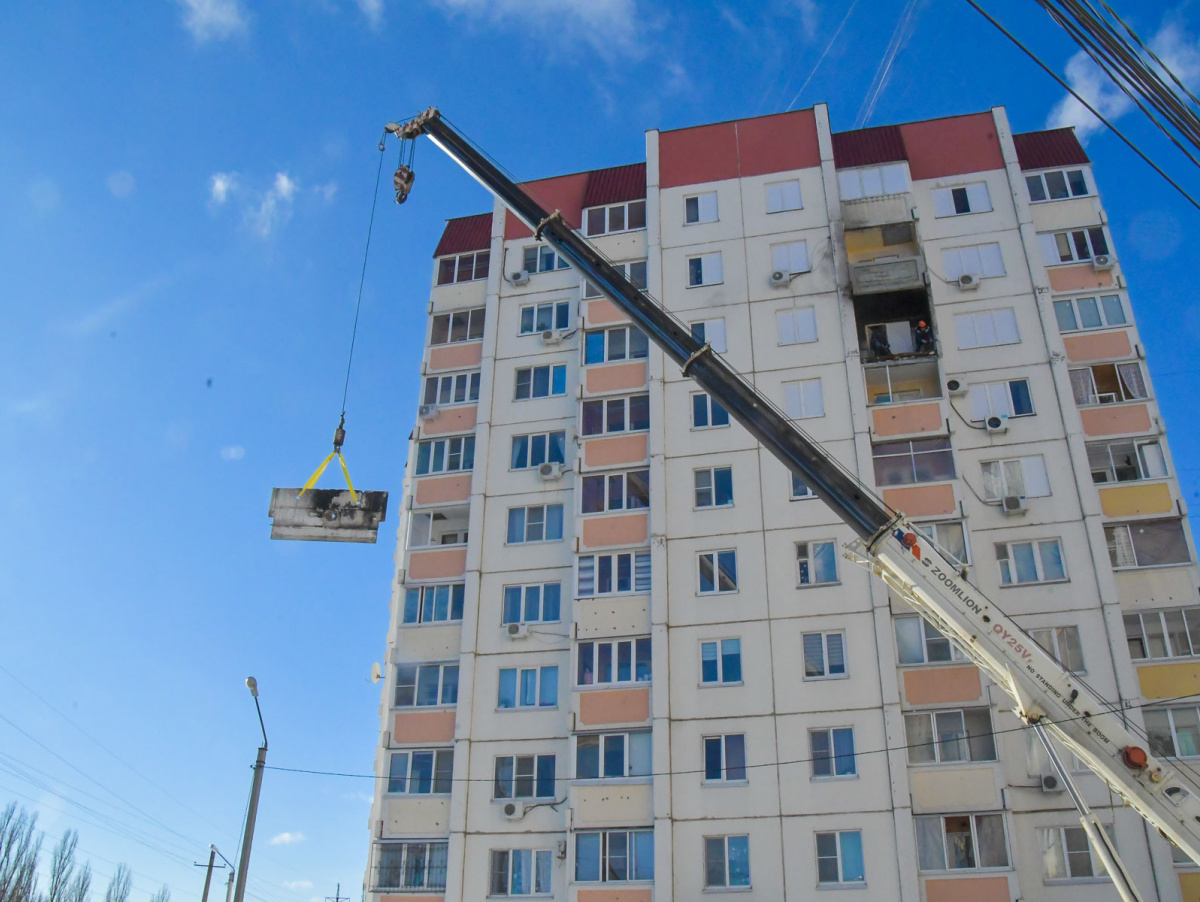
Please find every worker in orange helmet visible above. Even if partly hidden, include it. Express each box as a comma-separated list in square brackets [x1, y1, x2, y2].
[914, 319, 934, 353]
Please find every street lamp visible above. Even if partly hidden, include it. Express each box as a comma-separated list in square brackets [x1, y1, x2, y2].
[233, 677, 268, 902]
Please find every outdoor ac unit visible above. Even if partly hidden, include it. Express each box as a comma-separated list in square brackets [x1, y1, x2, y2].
[985, 415, 1008, 434]
[418, 404, 439, 420]
[501, 801, 526, 820]
[506, 623, 529, 639]
[1002, 495, 1027, 515]
[769, 270, 791, 288]
[957, 273, 980, 290]
[538, 461, 564, 481]
[1092, 254, 1115, 271]
[946, 378, 967, 397]
[509, 269, 530, 285]
[1040, 772, 1065, 793]
[541, 329, 564, 346]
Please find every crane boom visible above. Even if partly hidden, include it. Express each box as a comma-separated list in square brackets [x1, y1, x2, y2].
[388, 108, 1200, 877]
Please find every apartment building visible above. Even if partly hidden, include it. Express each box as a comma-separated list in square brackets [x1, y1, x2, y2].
[364, 104, 1200, 902]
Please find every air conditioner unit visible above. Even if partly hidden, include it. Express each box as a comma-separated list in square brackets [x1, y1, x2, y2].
[501, 801, 525, 820]
[506, 623, 530, 639]
[418, 404, 439, 420]
[957, 273, 980, 290]
[538, 461, 564, 481]
[946, 378, 967, 397]
[509, 269, 530, 285]
[769, 270, 792, 288]
[1092, 254, 1115, 271]
[1040, 772, 1065, 793]
[541, 329, 564, 346]
[1002, 495, 1027, 515]
[985, 415, 1008, 434]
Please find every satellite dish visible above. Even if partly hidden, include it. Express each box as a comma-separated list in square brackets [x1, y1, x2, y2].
[370, 662, 382, 684]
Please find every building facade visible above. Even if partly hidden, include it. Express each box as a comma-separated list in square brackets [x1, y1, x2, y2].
[365, 105, 1200, 902]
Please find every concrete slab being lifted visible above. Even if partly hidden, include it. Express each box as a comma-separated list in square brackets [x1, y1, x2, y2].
[268, 488, 389, 543]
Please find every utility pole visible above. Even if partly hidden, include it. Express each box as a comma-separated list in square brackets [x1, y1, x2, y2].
[234, 677, 268, 902]
[196, 848, 217, 902]
[225, 868, 235, 902]
[325, 884, 349, 902]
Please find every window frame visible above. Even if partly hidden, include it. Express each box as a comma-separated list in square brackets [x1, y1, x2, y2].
[1053, 294, 1126, 333]
[815, 830, 866, 886]
[691, 392, 730, 429]
[783, 377, 824, 419]
[1143, 704, 1200, 758]
[996, 538, 1068, 585]
[402, 583, 466, 625]
[871, 437, 956, 487]
[1041, 227, 1110, 265]
[802, 630, 847, 680]
[1068, 362, 1149, 406]
[704, 834, 751, 889]
[895, 615, 967, 665]
[506, 504, 565, 545]
[775, 306, 818, 346]
[915, 813, 1010, 872]
[697, 549, 739, 595]
[943, 243, 1006, 280]
[809, 726, 857, 779]
[932, 183, 992, 217]
[765, 179, 803, 213]
[1087, 438, 1166, 484]
[1040, 825, 1110, 882]
[386, 748, 454, 795]
[581, 469, 650, 515]
[979, 455, 1051, 502]
[770, 239, 811, 276]
[686, 251, 724, 287]
[375, 841, 448, 891]
[415, 435, 476, 476]
[577, 551, 652, 598]
[514, 363, 568, 401]
[573, 829, 654, 884]
[796, 540, 838, 586]
[577, 637, 652, 687]
[501, 582, 563, 626]
[583, 324, 649, 365]
[584, 199, 647, 237]
[574, 730, 652, 781]
[423, 371, 481, 407]
[838, 163, 909, 200]
[492, 754, 556, 800]
[435, 250, 489, 286]
[581, 393, 650, 437]
[497, 664, 559, 710]
[518, 300, 571, 335]
[1124, 608, 1200, 661]
[429, 306, 486, 344]
[1105, 520, 1191, 570]
[583, 260, 647, 299]
[954, 308, 1019, 349]
[703, 733, 748, 784]
[394, 663, 459, 708]
[522, 245, 571, 274]
[684, 191, 719, 224]
[509, 430, 567, 470]
[914, 519, 971, 567]
[903, 707, 997, 764]
[968, 378, 1035, 422]
[700, 638, 743, 685]
[1026, 168, 1090, 203]
[488, 848, 553, 897]
[694, 466, 734, 509]
[689, 318, 728, 353]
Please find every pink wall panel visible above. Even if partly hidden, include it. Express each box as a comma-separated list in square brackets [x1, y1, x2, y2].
[423, 406, 478, 436]
[1048, 264, 1115, 292]
[585, 362, 648, 394]
[882, 483, 956, 518]
[408, 547, 467, 580]
[579, 688, 651, 726]
[428, 342, 483, 371]
[923, 876, 1010, 902]
[871, 402, 943, 437]
[586, 298, 627, 326]
[581, 514, 649, 549]
[392, 711, 456, 744]
[1080, 403, 1152, 437]
[576, 891, 653, 902]
[583, 435, 649, 469]
[900, 113, 1005, 179]
[903, 666, 982, 705]
[414, 474, 472, 505]
[1062, 330, 1132, 362]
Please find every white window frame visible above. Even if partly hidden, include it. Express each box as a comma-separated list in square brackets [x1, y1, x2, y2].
[1026, 168, 1090, 203]
[436, 251, 488, 285]
[577, 551, 652, 598]
[689, 318, 727, 353]
[583, 260, 647, 298]
[581, 469, 650, 515]
[704, 835, 751, 889]
[402, 583, 465, 625]
[375, 841, 448, 891]
[1124, 608, 1200, 661]
[895, 615, 967, 665]
[776, 307, 817, 345]
[1029, 626, 1086, 673]
[518, 300, 571, 335]
[1087, 438, 1166, 484]
[583, 324, 649, 365]
[581, 393, 650, 436]
[687, 251, 724, 287]
[771, 240, 811, 276]
[430, 306, 486, 344]
[1040, 825, 1110, 881]
[488, 848, 553, 897]
[394, 663, 459, 708]
[506, 504, 564, 545]
[765, 179, 803, 213]
[700, 638, 742, 685]
[573, 730, 652, 780]
[1069, 362, 1148, 406]
[423, 371, 480, 407]
[954, 308, 1019, 349]
[523, 245, 570, 274]
[697, 549, 738, 595]
[576, 637, 652, 687]
[1053, 294, 1126, 333]
[702, 734, 748, 783]
[968, 378, 1035, 421]
[509, 430, 567, 471]
[914, 519, 971, 566]
[796, 540, 838, 586]
[1105, 520, 1191, 570]
[497, 665, 558, 709]
[791, 473, 815, 500]
[501, 582, 562, 626]
[386, 748, 454, 795]
[802, 631, 847, 680]
[574, 830, 654, 884]
[514, 363, 567, 401]
[492, 754, 556, 800]
[1039, 227, 1110, 265]
[694, 466, 734, 509]
[980, 455, 1051, 502]
[584, 199, 647, 237]
[838, 163, 908, 200]
[942, 243, 1006, 280]
[783, 378, 824, 419]
[415, 435, 475, 476]
[904, 708, 996, 764]
[408, 510, 468, 548]
[684, 191, 719, 224]
[997, 538, 1068, 585]
[815, 830, 865, 886]
[932, 183, 992, 217]
[809, 727, 857, 779]
[915, 813, 1010, 871]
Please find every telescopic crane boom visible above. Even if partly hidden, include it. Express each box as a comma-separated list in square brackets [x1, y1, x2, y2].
[386, 107, 1200, 896]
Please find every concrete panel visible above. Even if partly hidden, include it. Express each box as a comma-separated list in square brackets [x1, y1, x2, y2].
[902, 666, 982, 705]
[1079, 403, 1152, 437]
[923, 875, 1010, 902]
[414, 474, 472, 506]
[583, 434, 649, 469]
[1116, 567, 1197, 607]
[910, 767, 998, 812]
[393, 711, 456, 744]
[1048, 264, 1115, 292]
[581, 514, 649, 549]
[575, 890, 652, 902]
[1099, 483, 1173, 517]
[586, 298, 626, 326]
[380, 896, 442, 902]
[578, 688, 651, 726]
[383, 797, 451, 835]
[585, 362, 648, 395]
[882, 483, 956, 518]
[428, 342, 482, 371]
[576, 596, 650, 640]
[422, 405, 477, 436]
[569, 782, 653, 828]
[871, 401, 944, 437]
[408, 548, 467, 580]
[1063, 330, 1132, 362]
[1138, 662, 1200, 700]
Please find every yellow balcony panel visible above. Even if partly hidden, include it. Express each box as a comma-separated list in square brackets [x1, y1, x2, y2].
[1138, 661, 1200, 699]
[568, 782, 652, 828]
[1179, 872, 1200, 901]
[910, 767, 997, 813]
[1099, 483, 1173, 517]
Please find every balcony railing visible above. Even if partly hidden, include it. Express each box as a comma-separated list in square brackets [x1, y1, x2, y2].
[370, 853, 448, 893]
[863, 357, 942, 406]
[849, 256, 925, 295]
[842, 193, 913, 230]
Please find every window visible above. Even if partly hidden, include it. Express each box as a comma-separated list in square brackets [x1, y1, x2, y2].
[577, 637, 652, 686]
[387, 749, 453, 794]
[585, 199, 646, 237]
[810, 727, 856, 778]
[896, 616, 966, 665]
[578, 552, 652, 597]
[576, 732, 651, 779]
[430, 307, 485, 344]
[395, 663, 459, 707]
[489, 849, 553, 897]
[582, 394, 650, 436]
[1106, 520, 1190, 569]
[1054, 294, 1125, 332]
[514, 363, 567, 400]
[575, 830, 654, 883]
[423, 371, 480, 406]
[502, 583, 562, 625]
[584, 325, 649, 364]
[690, 318, 727, 353]
[803, 631, 846, 679]
[943, 243, 1005, 280]
[968, 379, 1034, 421]
[791, 473, 815, 500]
[933, 183, 992, 217]
[408, 510, 468, 548]
[1026, 168, 1089, 203]
[872, 438, 955, 486]
[684, 191, 718, 224]
[493, 755, 556, 799]
[698, 550, 738, 594]
[838, 163, 908, 199]
[583, 260, 647, 299]
[766, 179, 803, 213]
[816, 831, 865, 885]
[1124, 608, 1200, 660]
[506, 504, 564, 544]
[915, 814, 1009, 871]
[796, 541, 837, 585]
[914, 520, 969, 566]
[523, 245, 570, 273]
[415, 436, 475, 476]
[402, 584, 465, 624]
[582, 470, 650, 514]
[905, 709, 996, 763]
[701, 638, 742, 684]
[1025, 626, 1085, 675]
[1069, 362, 1148, 406]
[954, 308, 1019, 349]
[498, 666, 558, 709]
[771, 240, 811, 275]
[436, 250, 489, 285]
[694, 466, 734, 508]
[1143, 704, 1200, 757]
[997, 539, 1067, 584]
[519, 300, 570, 334]
[776, 307, 817, 345]
[510, 431, 566, 470]
[687, 252, 723, 286]
[705, 835, 751, 889]
[375, 842, 447, 891]
[1087, 439, 1166, 484]
[980, 456, 1051, 501]
[1040, 826, 1109, 880]
[783, 378, 824, 419]
[1039, 227, 1110, 265]
[703, 734, 747, 782]
[692, 392, 730, 428]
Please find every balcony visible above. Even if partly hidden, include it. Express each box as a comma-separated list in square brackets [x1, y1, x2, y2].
[408, 505, 470, 550]
[849, 256, 925, 295]
[864, 358, 942, 406]
[842, 192, 913, 230]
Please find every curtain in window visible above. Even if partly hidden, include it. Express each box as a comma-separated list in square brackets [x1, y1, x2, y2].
[1068, 368, 1095, 405]
[1107, 527, 1136, 568]
[1117, 363, 1147, 400]
[915, 818, 946, 870]
[1040, 828, 1068, 879]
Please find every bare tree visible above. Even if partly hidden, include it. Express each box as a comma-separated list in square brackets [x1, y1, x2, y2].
[0, 802, 42, 902]
[147, 887, 169, 902]
[44, 831, 79, 902]
[63, 864, 90, 902]
[101, 867, 129, 902]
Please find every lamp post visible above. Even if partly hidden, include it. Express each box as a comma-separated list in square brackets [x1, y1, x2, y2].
[233, 677, 268, 902]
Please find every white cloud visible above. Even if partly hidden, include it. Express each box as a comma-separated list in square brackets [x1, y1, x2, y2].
[313, 181, 338, 202]
[431, 0, 645, 61]
[107, 170, 136, 199]
[282, 881, 312, 892]
[270, 832, 305, 846]
[219, 445, 246, 461]
[357, 0, 384, 27]
[174, 0, 247, 42]
[210, 172, 238, 205]
[245, 172, 298, 238]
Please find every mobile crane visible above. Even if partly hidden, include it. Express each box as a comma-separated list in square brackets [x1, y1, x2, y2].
[385, 108, 1200, 900]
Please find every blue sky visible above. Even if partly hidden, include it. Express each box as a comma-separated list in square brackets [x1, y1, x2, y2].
[2, 0, 1199, 899]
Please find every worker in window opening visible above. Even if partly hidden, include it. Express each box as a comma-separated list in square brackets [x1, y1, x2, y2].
[914, 320, 934, 353]
[869, 328, 892, 360]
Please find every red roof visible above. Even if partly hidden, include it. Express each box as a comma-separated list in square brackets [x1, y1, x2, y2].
[581, 162, 646, 207]
[1013, 129, 1090, 170]
[433, 213, 492, 258]
[832, 125, 906, 168]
